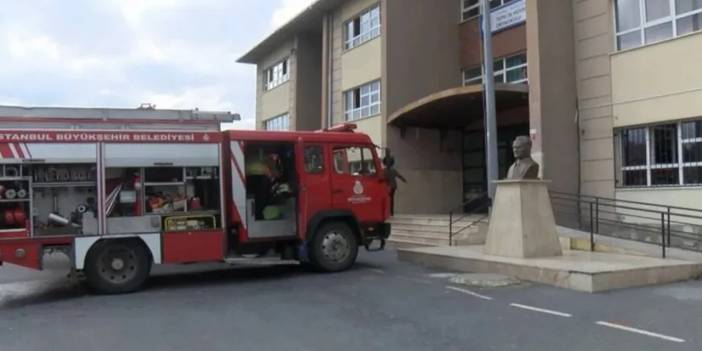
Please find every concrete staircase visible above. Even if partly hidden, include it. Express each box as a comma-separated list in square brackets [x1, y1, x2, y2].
[388, 214, 488, 248]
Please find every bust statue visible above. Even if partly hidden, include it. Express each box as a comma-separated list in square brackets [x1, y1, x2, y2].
[506, 136, 539, 180]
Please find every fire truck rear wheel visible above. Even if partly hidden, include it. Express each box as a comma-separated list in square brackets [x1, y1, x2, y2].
[84, 240, 152, 294]
[310, 221, 359, 272]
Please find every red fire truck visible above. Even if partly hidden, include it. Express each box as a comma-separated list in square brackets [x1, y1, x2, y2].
[0, 106, 391, 293]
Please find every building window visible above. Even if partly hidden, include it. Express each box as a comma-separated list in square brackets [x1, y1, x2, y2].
[461, 0, 518, 21]
[344, 80, 381, 121]
[263, 58, 290, 91]
[462, 52, 528, 85]
[615, 0, 702, 51]
[345, 5, 381, 49]
[263, 113, 290, 131]
[616, 118, 702, 187]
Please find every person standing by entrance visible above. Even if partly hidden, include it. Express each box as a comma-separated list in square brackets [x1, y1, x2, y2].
[382, 154, 406, 216]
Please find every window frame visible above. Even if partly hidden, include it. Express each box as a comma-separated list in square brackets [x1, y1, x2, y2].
[461, 0, 518, 22]
[615, 118, 702, 188]
[263, 113, 290, 131]
[344, 4, 381, 50]
[263, 57, 290, 91]
[331, 145, 378, 177]
[303, 145, 325, 174]
[614, 0, 702, 51]
[462, 52, 528, 86]
[343, 80, 381, 122]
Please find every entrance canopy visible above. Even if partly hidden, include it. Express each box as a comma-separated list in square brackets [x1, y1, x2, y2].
[388, 84, 529, 129]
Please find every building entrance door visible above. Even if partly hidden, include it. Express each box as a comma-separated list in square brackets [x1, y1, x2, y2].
[462, 124, 529, 209]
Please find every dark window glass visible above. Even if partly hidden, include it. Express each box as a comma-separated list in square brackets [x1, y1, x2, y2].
[617, 31, 641, 50]
[683, 142, 702, 162]
[677, 13, 702, 35]
[644, 21, 674, 44]
[622, 128, 647, 166]
[620, 127, 648, 186]
[651, 124, 677, 165]
[645, 0, 670, 21]
[304, 146, 324, 174]
[682, 120, 702, 139]
[624, 170, 647, 186]
[651, 168, 679, 185]
[684, 166, 702, 184]
[616, 0, 641, 31]
[506, 53, 527, 67]
[332, 146, 376, 176]
[145, 167, 183, 182]
[676, 0, 702, 13]
[650, 124, 678, 186]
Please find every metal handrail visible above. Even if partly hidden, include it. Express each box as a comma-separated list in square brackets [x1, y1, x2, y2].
[444, 189, 702, 255]
[550, 191, 702, 258]
[449, 193, 491, 246]
[551, 190, 702, 216]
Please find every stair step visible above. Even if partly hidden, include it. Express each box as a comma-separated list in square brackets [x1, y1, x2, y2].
[387, 237, 442, 247]
[387, 240, 431, 249]
[390, 233, 451, 243]
[391, 229, 451, 238]
[392, 224, 451, 234]
[390, 216, 487, 226]
[391, 223, 483, 234]
[391, 227, 481, 237]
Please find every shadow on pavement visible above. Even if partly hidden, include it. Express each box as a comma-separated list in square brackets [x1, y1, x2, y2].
[1, 257, 385, 308]
[0, 278, 87, 310]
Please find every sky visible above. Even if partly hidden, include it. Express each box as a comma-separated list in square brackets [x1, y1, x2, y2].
[0, 0, 316, 130]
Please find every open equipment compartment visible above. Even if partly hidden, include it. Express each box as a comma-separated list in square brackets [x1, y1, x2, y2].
[31, 163, 98, 236]
[0, 164, 31, 238]
[103, 142, 223, 236]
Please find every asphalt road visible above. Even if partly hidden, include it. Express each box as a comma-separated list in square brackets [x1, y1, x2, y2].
[1, 248, 701, 351]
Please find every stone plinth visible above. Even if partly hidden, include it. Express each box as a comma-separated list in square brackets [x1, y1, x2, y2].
[484, 180, 562, 258]
[397, 246, 702, 293]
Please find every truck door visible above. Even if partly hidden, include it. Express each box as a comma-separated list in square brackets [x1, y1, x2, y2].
[329, 145, 385, 223]
[297, 144, 332, 238]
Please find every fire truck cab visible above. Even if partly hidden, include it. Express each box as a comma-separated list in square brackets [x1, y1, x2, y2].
[0, 106, 390, 294]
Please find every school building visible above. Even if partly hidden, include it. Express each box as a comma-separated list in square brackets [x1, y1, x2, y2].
[238, 0, 702, 214]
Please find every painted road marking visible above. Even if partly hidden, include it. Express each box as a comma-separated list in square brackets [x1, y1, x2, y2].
[395, 275, 433, 285]
[446, 286, 494, 300]
[509, 303, 572, 318]
[429, 273, 456, 279]
[596, 321, 685, 343]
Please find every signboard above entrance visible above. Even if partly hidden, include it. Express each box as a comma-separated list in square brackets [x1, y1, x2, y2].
[491, 0, 526, 33]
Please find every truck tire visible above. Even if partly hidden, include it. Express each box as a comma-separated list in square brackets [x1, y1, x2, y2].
[84, 240, 152, 294]
[309, 221, 359, 272]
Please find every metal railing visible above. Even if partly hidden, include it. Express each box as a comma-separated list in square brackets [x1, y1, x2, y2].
[448, 193, 491, 246]
[550, 191, 702, 258]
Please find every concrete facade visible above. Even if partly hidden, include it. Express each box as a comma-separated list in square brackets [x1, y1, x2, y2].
[255, 40, 295, 130]
[384, 0, 464, 214]
[296, 31, 324, 131]
[526, 0, 579, 194]
[571, 0, 702, 212]
[572, 0, 616, 199]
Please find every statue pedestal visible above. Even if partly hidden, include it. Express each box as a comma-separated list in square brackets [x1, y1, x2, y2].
[484, 180, 563, 258]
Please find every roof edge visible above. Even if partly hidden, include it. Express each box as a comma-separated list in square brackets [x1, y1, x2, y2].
[237, 0, 327, 64]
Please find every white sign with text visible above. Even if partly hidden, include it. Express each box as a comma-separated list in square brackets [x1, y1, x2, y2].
[491, 0, 526, 33]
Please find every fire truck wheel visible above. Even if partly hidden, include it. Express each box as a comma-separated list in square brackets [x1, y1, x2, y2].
[310, 221, 359, 272]
[84, 240, 152, 294]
